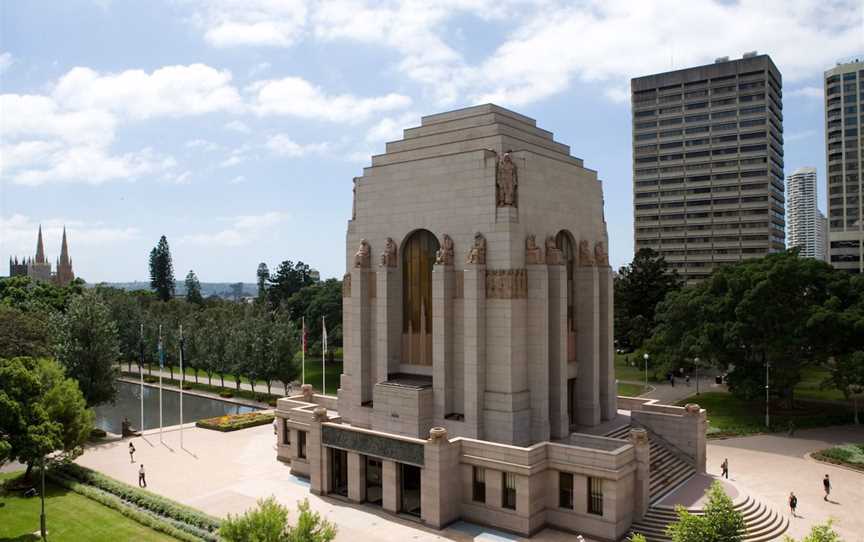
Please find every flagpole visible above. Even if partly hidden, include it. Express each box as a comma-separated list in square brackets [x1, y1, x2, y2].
[322, 317, 326, 395]
[179, 324, 184, 449]
[158, 324, 163, 443]
[139, 323, 144, 435]
[301, 316, 306, 385]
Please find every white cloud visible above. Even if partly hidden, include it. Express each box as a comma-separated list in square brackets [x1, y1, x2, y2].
[169, 170, 193, 184]
[0, 214, 140, 256]
[52, 64, 243, 119]
[224, 120, 251, 133]
[789, 86, 824, 99]
[248, 61, 271, 77]
[219, 155, 245, 168]
[185, 138, 222, 151]
[265, 133, 330, 157]
[786, 129, 818, 142]
[180, 211, 289, 247]
[1, 94, 117, 146]
[192, 0, 308, 48]
[229, 175, 247, 184]
[248, 76, 411, 122]
[0, 52, 13, 74]
[365, 112, 418, 143]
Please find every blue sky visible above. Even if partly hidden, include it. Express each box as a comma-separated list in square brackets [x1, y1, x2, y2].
[1, 0, 861, 283]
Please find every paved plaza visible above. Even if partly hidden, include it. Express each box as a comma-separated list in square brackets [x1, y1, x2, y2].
[76, 418, 864, 542]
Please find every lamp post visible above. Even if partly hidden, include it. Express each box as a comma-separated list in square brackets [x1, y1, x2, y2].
[695, 357, 700, 395]
[40, 456, 46, 539]
[643, 353, 649, 393]
[765, 361, 770, 428]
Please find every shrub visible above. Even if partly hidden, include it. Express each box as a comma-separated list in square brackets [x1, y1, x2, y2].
[666, 481, 744, 542]
[783, 519, 844, 542]
[813, 443, 864, 471]
[90, 427, 108, 438]
[220, 497, 337, 542]
[219, 391, 234, 398]
[196, 412, 274, 432]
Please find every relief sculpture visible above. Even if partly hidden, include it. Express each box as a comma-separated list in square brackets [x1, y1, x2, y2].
[485, 269, 528, 299]
[379, 237, 397, 268]
[496, 151, 518, 207]
[594, 240, 608, 267]
[435, 234, 454, 265]
[466, 232, 486, 265]
[579, 239, 595, 266]
[525, 234, 543, 265]
[354, 239, 371, 268]
[545, 235, 562, 265]
[342, 273, 351, 297]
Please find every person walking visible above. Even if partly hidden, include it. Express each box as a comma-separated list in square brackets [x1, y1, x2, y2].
[273, 418, 278, 436]
[138, 464, 147, 488]
[823, 474, 831, 501]
[787, 419, 796, 437]
[721, 458, 729, 479]
[685, 374, 691, 387]
[128, 442, 136, 463]
[788, 492, 797, 517]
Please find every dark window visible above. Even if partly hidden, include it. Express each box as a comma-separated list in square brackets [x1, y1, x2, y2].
[471, 466, 486, 502]
[502, 472, 517, 510]
[399, 464, 422, 517]
[366, 457, 382, 505]
[588, 477, 604, 515]
[559, 472, 574, 509]
[298, 430, 307, 458]
[282, 420, 291, 445]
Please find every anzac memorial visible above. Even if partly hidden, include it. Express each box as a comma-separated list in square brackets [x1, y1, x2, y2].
[275, 104, 707, 541]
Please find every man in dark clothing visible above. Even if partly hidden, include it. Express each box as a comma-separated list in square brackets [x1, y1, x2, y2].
[138, 464, 147, 488]
[789, 492, 797, 517]
[823, 474, 831, 501]
[721, 458, 729, 479]
[129, 442, 136, 463]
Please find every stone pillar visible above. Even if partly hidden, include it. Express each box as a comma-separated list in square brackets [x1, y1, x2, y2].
[432, 265, 454, 421]
[382, 460, 399, 513]
[421, 427, 459, 528]
[377, 266, 400, 386]
[463, 265, 486, 439]
[685, 404, 707, 474]
[548, 264, 569, 439]
[576, 265, 600, 427]
[573, 473, 588, 514]
[347, 452, 365, 503]
[598, 266, 616, 421]
[350, 268, 373, 404]
[301, 384, 314, 403]
[527, 264, 550, 443]
[308, 407, 329, 495]
[630, 428, 650, 520]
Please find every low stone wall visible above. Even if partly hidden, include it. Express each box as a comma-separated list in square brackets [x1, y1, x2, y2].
[622, 398, 707, 474]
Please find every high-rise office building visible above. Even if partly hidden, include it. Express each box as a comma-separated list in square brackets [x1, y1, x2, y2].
[825, 59, 863, 273]
[787, 167, 827, 260]
[631, 53, 785, 283]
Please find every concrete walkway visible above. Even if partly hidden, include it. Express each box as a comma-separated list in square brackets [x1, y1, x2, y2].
[707, 425, 864, 542]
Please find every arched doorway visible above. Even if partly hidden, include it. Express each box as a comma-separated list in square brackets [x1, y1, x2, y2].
[402, 230, 439, 366]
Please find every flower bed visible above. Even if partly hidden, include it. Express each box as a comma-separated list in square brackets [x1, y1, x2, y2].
[812, 443, 864, 472]
[195, 411, 274, 432]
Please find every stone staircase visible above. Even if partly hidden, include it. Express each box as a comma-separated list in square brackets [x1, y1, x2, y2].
[626, 494, 789, 542]
[604, 425, 789, 542]
[604, 425, 694, 503]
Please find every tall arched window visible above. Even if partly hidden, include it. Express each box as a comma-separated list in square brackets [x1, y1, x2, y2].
[402, 230, 439, 366]
[557, 231, 577, 362]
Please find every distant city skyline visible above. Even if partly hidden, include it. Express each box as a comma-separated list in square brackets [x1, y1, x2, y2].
[1, 1, 861, 282]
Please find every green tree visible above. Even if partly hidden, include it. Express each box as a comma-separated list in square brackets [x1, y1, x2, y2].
[823, 351, 864, 424]
[96, 286, 146, 372]
[0, 275, 85, 313]
[784, 519, 844, 542]
[666, 481, 744, 542]
[0, 357, 94, 479]
[53, 290, 121, 406]
[185, 270, 204, 306]
[267, 260, 315, 310]
[272, 312, 300, 395]
[283, 279, 343, 351]
[0, 305, 51, 358]
[220, 497, 337, 542]
[614, 248, 682, 350]
[149, 235, 175, 301]
[257, 262, 270, 304]
[287, 499, 337, 542]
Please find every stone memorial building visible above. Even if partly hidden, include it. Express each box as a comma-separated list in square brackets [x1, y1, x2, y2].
[276, 105, 706, 541]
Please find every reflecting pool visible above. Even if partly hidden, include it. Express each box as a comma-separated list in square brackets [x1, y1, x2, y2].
[94, 380, 259, 434]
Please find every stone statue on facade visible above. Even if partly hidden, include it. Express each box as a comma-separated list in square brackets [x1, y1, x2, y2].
[525, 234, 543, 265]
[496, 151, 517, 207]
[466, 232, 486, 265]
[354, 239, 371, 268]
[435, 234, 454, 265]
[594, 240, 608, 267]
[352, 177, 358, 220]
[579, 239, 595, 266]
[342, 273, 351, 297]
[380, 237, 397, 268]
[545, 236, 561, 265]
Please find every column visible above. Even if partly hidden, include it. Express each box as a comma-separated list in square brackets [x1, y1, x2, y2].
[350, 268, 372, 404]
[347, 452, 365, 503]
[630, 428, 650, 520]
[421, 427, 459, 528]
[598, 266, 616, 421]
[527, 264, 550, 442]
[576, 265, 600, 427]
[463, 265, 486, 439]
[432, 265, 454, 421]
[548, 264, 569, 439]
[377, 266, 400, 386]
[308, 407, 328, 495]
[382, 460, 399, 513]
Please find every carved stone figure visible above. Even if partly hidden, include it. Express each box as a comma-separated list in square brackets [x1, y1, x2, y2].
[380, 237, 397, 268]
[579, 239, 595, 266]
[545, 236, 562, 265]
[496, 151, 518, 207]
[435, 234, 454, 265]
[351, 177, 358, 220]
[354, 239, 371, 268]
[525, 234, 543, 265]
[466, 232, 486, 265]
[342, 273, 352, 297]
[594, 240, 608, 266]
[485, 269, 528, 299]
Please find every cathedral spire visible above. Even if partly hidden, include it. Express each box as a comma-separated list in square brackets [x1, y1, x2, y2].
[59, 226, 70, 265]
[35, 225, 46, 263]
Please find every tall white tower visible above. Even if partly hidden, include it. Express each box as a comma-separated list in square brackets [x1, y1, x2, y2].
[787, 167, 826, 260]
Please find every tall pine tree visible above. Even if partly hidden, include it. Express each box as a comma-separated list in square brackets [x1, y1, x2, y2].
[149, 235, 175, 301]
[185, 270, 203, 305]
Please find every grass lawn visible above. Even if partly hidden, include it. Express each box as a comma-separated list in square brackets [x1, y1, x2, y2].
[615, 353, 663, 383]
[618, 382, 649, 397]
[812, 443, 864, 472]
[794, 366, 846, 402]
[0, 471, 177, 542]
[677, 391, 854, 438]
[301, 361, 343, 395]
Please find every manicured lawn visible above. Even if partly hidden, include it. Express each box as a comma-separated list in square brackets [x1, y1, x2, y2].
[794, 366, 846, 402]
[615, 353, 662, 383]
[618, 382, 648, 397]
[677, 391, 855, 438]
[301, 361, 343, 395]
[0, 471, 177, 542]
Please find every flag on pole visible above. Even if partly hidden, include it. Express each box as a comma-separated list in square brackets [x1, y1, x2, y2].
[322, 317, 328, 356]
[302, 317, 307, 355]
[301, 317, 306, 385]
[158, 333, 165, 369]
[322, 317, 327, 394]
[138, 325, 145, 369]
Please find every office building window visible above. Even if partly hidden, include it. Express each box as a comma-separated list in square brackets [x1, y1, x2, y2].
[559, 472, 574, 509]
[472, 467, 486, 503]
[502, 472, 517, 510]
[298, 431, 307, 459]
[588, 477, 604, 516]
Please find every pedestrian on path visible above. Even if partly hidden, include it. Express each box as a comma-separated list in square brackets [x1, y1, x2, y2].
[787, 419, 796, 437]
[788, 492, 797, 517]
[129, 442, 136, 463]
[823, 474, 831, 501]
[273, 418, 278, 435]
[685, 375, 691, 387]
[721, 458, 729, 479]
[139, 464, 147, 488]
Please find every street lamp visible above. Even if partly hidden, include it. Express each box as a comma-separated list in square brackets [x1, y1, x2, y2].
[695, 357, 700, 395]
[765, 361, 770, 428]
[40, 456, 46, 539]
[643, 353, 649, 393]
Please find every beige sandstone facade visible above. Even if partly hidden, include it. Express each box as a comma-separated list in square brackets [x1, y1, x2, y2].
[275, 105, 705, 541]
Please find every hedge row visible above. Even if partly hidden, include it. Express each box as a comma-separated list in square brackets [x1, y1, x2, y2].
[55, 463, 220, 535]
[48, 470, 210, 542]
[121, 371, 280, 406]
[196, 412, 275, 432]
